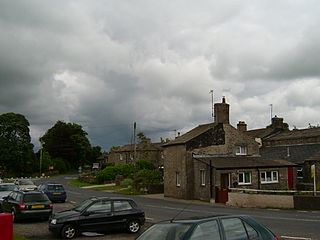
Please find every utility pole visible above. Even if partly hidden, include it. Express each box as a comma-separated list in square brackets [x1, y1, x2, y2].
[133, 122, 137, 162]
[39, 147, 42, 178]
[209, 90, 214, 118]
[270, 104, 273, 123]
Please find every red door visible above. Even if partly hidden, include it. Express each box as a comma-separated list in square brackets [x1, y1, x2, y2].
[288, 167, 294, 190]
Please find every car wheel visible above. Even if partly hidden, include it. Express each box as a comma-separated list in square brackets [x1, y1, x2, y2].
[127, 219, 141, 233]
[61, 224, 77, 239]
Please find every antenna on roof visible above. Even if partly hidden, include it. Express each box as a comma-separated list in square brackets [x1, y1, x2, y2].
[170, 204, 189, 223]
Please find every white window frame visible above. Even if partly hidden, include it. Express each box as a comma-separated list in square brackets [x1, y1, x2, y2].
[260, 170, 279, 184]
[238, 172, 251, 185]
[236, 146, 247, 155]
[176, 172, 181, 187]
[200, 169, 206, 186]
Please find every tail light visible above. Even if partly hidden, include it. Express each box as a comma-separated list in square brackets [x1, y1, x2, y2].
[49, 203, 53, 208]
[18, 204, 26, 211]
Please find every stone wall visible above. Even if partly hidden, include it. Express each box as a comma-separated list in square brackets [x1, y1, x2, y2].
[227, 192, 294, 209]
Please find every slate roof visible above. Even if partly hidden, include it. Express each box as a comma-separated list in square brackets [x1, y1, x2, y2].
[112, 142, 163, 152]
[195, 156, 295, 170]
[264, 127, 320, 141]
[246, 128, 276, 139]
[259, 143, 320, 164]
[163, 122, 215, 146]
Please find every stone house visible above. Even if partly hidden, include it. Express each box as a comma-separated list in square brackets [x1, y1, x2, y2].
[108, 138, 164, 168]
[163, 97, 295, 201]
[248, 125, 320, 190]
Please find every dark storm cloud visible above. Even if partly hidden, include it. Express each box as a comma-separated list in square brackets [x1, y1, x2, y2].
[1, 0, 320, 150]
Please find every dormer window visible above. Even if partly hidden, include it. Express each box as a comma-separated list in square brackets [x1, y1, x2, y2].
[236, 146, 247, 155]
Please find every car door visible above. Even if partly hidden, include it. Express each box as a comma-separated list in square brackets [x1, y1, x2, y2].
[220, 217, 256, 240]
[2, 192, 18, 213]
[110, 200, 138, 229]
[78, 200, 113, 232]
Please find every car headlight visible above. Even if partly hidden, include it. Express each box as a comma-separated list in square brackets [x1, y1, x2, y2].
[50, 219, 57, 224]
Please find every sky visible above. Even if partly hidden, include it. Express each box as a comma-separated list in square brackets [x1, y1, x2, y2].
[1, 0, 320, 151]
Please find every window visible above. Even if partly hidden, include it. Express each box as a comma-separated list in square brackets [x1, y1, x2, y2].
[260, 171, 278, 184]
[114, 200, 133, 211]
[235, 146, 247, 155]
[243, 221, 259, 239]
[190, 220, 221, 240]
[238, 172, 251, 185]
[86, 200, 111, 213]
[119, 154, 123, 161]
[200, 170, 206, 186]
[176, 172, 180, 187]
[221, 218, 248, 240]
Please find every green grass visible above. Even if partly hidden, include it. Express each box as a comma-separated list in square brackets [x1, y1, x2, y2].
[13, 234, 27, 240]
[68, 178, 96, 187]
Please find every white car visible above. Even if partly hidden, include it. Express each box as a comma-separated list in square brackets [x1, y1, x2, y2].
[15, 179, 38, 191]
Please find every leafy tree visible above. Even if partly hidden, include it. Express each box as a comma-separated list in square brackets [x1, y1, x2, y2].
[40, 121, 101, 168]
[0, 113, 35, 176]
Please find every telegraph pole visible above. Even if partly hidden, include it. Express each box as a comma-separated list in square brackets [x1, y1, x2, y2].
[270, 104, 273, 123]
[133, 122, 137, 162]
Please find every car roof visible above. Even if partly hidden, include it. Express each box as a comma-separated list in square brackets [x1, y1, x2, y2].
[90, 196, 134, 201]
[12, 190, 43, 195]
[163, 215, 252, 224]
[0, 183, 15, 185]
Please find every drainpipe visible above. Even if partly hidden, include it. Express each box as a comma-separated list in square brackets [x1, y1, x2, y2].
[209, 160, 213, 200]
[257, 168, 261, 190]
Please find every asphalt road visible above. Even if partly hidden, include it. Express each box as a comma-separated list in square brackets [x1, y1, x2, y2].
[25, 175, 320, 240]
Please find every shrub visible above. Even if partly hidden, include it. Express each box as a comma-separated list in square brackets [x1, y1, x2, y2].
[133, 169, 162, 191]
[120, 178, 133, 188]
[96, 164, 135, 183]
[135, 160, 155, 170]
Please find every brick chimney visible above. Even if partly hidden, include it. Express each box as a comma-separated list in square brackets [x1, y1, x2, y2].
[237, 121, 247, 132]
[214, 96, 229, 124]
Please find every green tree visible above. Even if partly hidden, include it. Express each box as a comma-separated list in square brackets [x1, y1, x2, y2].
[0, 113, 35, 176]
[40, 121, 100, 168]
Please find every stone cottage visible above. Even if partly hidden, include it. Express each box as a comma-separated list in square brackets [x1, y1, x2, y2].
[163, 97, 295, 201]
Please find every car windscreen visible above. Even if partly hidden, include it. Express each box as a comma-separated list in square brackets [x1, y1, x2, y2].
[23, 193, 49, 203]
[0, 184, 16, 191]
[47, 185, 64, 190]
[136, 222, 192, 240]
[19, 179, 34, 185]
[73, 199, 93, 212]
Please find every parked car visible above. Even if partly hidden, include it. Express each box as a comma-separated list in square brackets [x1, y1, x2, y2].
[0, 183, 18, 212]
[49, 196, 145, 239]
[1, 190, 53, 221]
[15, 179, 38, 191]
[38, 183, 67, 203]
[136, 215, 278, 240]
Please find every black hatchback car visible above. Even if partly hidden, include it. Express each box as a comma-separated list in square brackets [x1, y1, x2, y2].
[136, 215, 278, 240]
[1, 190, 53, 221]
[49, 196, 145, 239]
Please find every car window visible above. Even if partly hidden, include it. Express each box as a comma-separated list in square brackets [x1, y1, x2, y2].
[190, 220, 221, 240]
[47, 185, 64, 190]
[0, 184, 15, 191]
[10, 192, 17, 200]
[16, 193, 22, 202]
[113, 200, 133, 212]
[23, 193, 48, 203]
[86, 200, 111, 213]
[136, 223, 192, 240]
[243, 221, 259, 239]
[19, 179, 34, 185]
[221, 218, 248, 240]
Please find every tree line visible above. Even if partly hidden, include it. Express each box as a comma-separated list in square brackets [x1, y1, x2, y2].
[0, 112, 102, 177]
